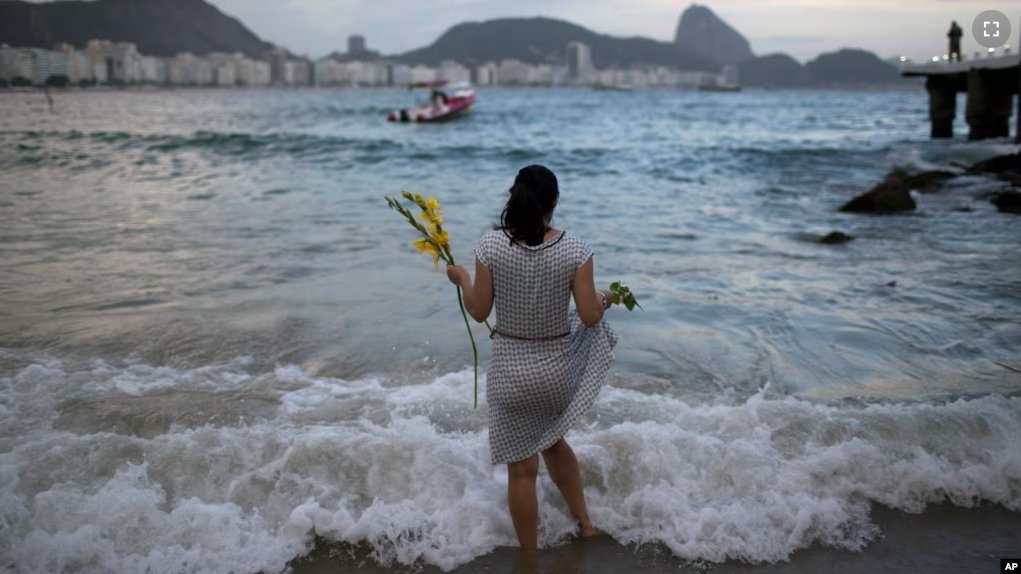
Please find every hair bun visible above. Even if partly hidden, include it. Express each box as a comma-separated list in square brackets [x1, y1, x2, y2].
[515, 165, 558, 196]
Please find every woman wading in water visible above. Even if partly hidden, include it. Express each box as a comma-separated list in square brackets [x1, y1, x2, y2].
[446, 165, 619, 549]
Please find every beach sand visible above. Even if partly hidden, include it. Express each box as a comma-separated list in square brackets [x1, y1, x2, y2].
[287, 504, 1020, 574]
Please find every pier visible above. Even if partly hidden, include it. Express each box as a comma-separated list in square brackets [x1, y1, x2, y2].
[901, 48, 1020, 142]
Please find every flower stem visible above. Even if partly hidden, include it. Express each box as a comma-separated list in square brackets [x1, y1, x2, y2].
[445, 248, 495, 336]
[455, 285, 480, 409]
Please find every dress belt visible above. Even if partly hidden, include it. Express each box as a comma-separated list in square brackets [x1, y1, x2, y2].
[491, 329, 570, 341]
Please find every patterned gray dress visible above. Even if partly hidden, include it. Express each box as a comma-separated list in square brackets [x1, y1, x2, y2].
[475, 229, 618, 465]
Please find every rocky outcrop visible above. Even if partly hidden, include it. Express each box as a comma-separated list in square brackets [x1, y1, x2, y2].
[839, 169, 960, 213]
[899, 170, 959, 193]
[840, 185, 915, 213]
[674, 4, 753, 66]
[969, 152, 1021, 175]
[840, 171, 923, 213]
[820, 232, 855, 244]
[968, 153, 1021, 190]
[991, 192, 1021, 213]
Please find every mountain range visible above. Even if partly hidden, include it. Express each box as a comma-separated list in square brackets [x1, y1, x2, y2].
[0, 0, 909, 87]
[394, 17, 718, 72]
[0, 0, 272, 59]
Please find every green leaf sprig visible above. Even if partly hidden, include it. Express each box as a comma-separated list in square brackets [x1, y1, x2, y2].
[610, 282, 643, 311]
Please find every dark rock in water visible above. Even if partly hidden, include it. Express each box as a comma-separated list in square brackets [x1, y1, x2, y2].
[886, 280, 897, 287]
[997, 169, 1021, 187]
[839, 169, 957, 214]
[902, 170, 958, 193]
[840, 171, 919, 213]
[991, 192, 1021, 214]
[969, 153, 1021, 175]
[820, 231, 854, 244]
[952, 206, 975, 213]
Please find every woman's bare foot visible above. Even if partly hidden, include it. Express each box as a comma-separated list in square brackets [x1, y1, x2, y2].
[510, 548, 539, 574]
[577, 521, 605, 537]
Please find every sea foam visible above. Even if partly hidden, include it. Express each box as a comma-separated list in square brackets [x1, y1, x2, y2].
[1, 356, 1019, 573]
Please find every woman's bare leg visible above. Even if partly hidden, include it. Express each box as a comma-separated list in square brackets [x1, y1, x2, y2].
[541, 439, 598, 536]
[507, 456, 540, 550]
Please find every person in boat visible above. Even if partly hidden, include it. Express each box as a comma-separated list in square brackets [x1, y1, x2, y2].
[429, 89, 448, 108]
[445, 165, 618, 551]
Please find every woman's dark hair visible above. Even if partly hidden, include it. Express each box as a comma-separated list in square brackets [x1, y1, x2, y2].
[496, 165, 559, 247]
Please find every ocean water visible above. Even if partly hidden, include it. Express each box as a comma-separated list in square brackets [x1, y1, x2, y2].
[0, 88, 1019, 573]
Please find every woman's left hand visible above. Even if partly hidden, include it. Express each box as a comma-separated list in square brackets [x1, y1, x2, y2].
[446, 264, 470, 287]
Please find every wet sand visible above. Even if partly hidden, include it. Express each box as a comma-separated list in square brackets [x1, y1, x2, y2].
[287, 504, 1020, 574]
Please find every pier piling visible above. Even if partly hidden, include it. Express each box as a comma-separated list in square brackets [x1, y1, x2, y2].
[926, 77, 957, 138]
[903, 53, 1020, 141]
[965, 69, 1013, 140]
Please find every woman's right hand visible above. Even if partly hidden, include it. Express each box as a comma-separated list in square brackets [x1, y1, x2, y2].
[599, 289, 614, 309]
[446, 264, 470, 288]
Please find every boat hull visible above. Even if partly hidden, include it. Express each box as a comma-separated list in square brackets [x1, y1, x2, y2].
[388, 92, 476, 123]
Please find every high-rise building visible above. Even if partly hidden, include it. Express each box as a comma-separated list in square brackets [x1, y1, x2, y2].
[387, 63, 412, 87]
[250, 61, 271, 87]
[284, 60, 312, 86]
[720, 64, 739, 88]
[497, 59, 531, 85]
[266, 49, 287, 86]
[439, 60, 470, 84]
[138, 56, 166, 84]
[55, 44, 94, 83]
[348, 35, 366, 57]
[23, 48, 71, 85]
[566, 42, 593, 83]
[168, 52, 197, 85]
[0, 45, 34, 83]
[86, 41, 141, 83]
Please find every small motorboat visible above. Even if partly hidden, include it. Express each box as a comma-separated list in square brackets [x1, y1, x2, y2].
[387, 81, 475, 123]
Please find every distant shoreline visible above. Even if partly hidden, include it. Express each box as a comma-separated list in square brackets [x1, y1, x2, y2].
[0, 83, 924, 95]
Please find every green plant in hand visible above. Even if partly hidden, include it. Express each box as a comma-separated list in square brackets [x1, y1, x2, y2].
[610, 282, 643, 311]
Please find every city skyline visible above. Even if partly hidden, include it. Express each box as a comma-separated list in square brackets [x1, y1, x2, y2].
[15, 0, 1020, 65]
[162, 0, 1018, 63]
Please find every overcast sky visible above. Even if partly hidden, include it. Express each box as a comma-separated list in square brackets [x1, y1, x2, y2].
[42, 0, 1021, 62]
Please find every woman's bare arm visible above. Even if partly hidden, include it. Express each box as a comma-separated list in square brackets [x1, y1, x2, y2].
[446, 258, 494, 323]
[572, 256, 613, 328]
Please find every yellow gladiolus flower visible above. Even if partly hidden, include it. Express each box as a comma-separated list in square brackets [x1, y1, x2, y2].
[386, 191, 493, 409]
[417, 209, 444, 226]
[431, 229, 450, 249]
[413, 238, 442, 269]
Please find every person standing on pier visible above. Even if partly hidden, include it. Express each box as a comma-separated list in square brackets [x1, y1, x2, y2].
[948, 21, 963, 61]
